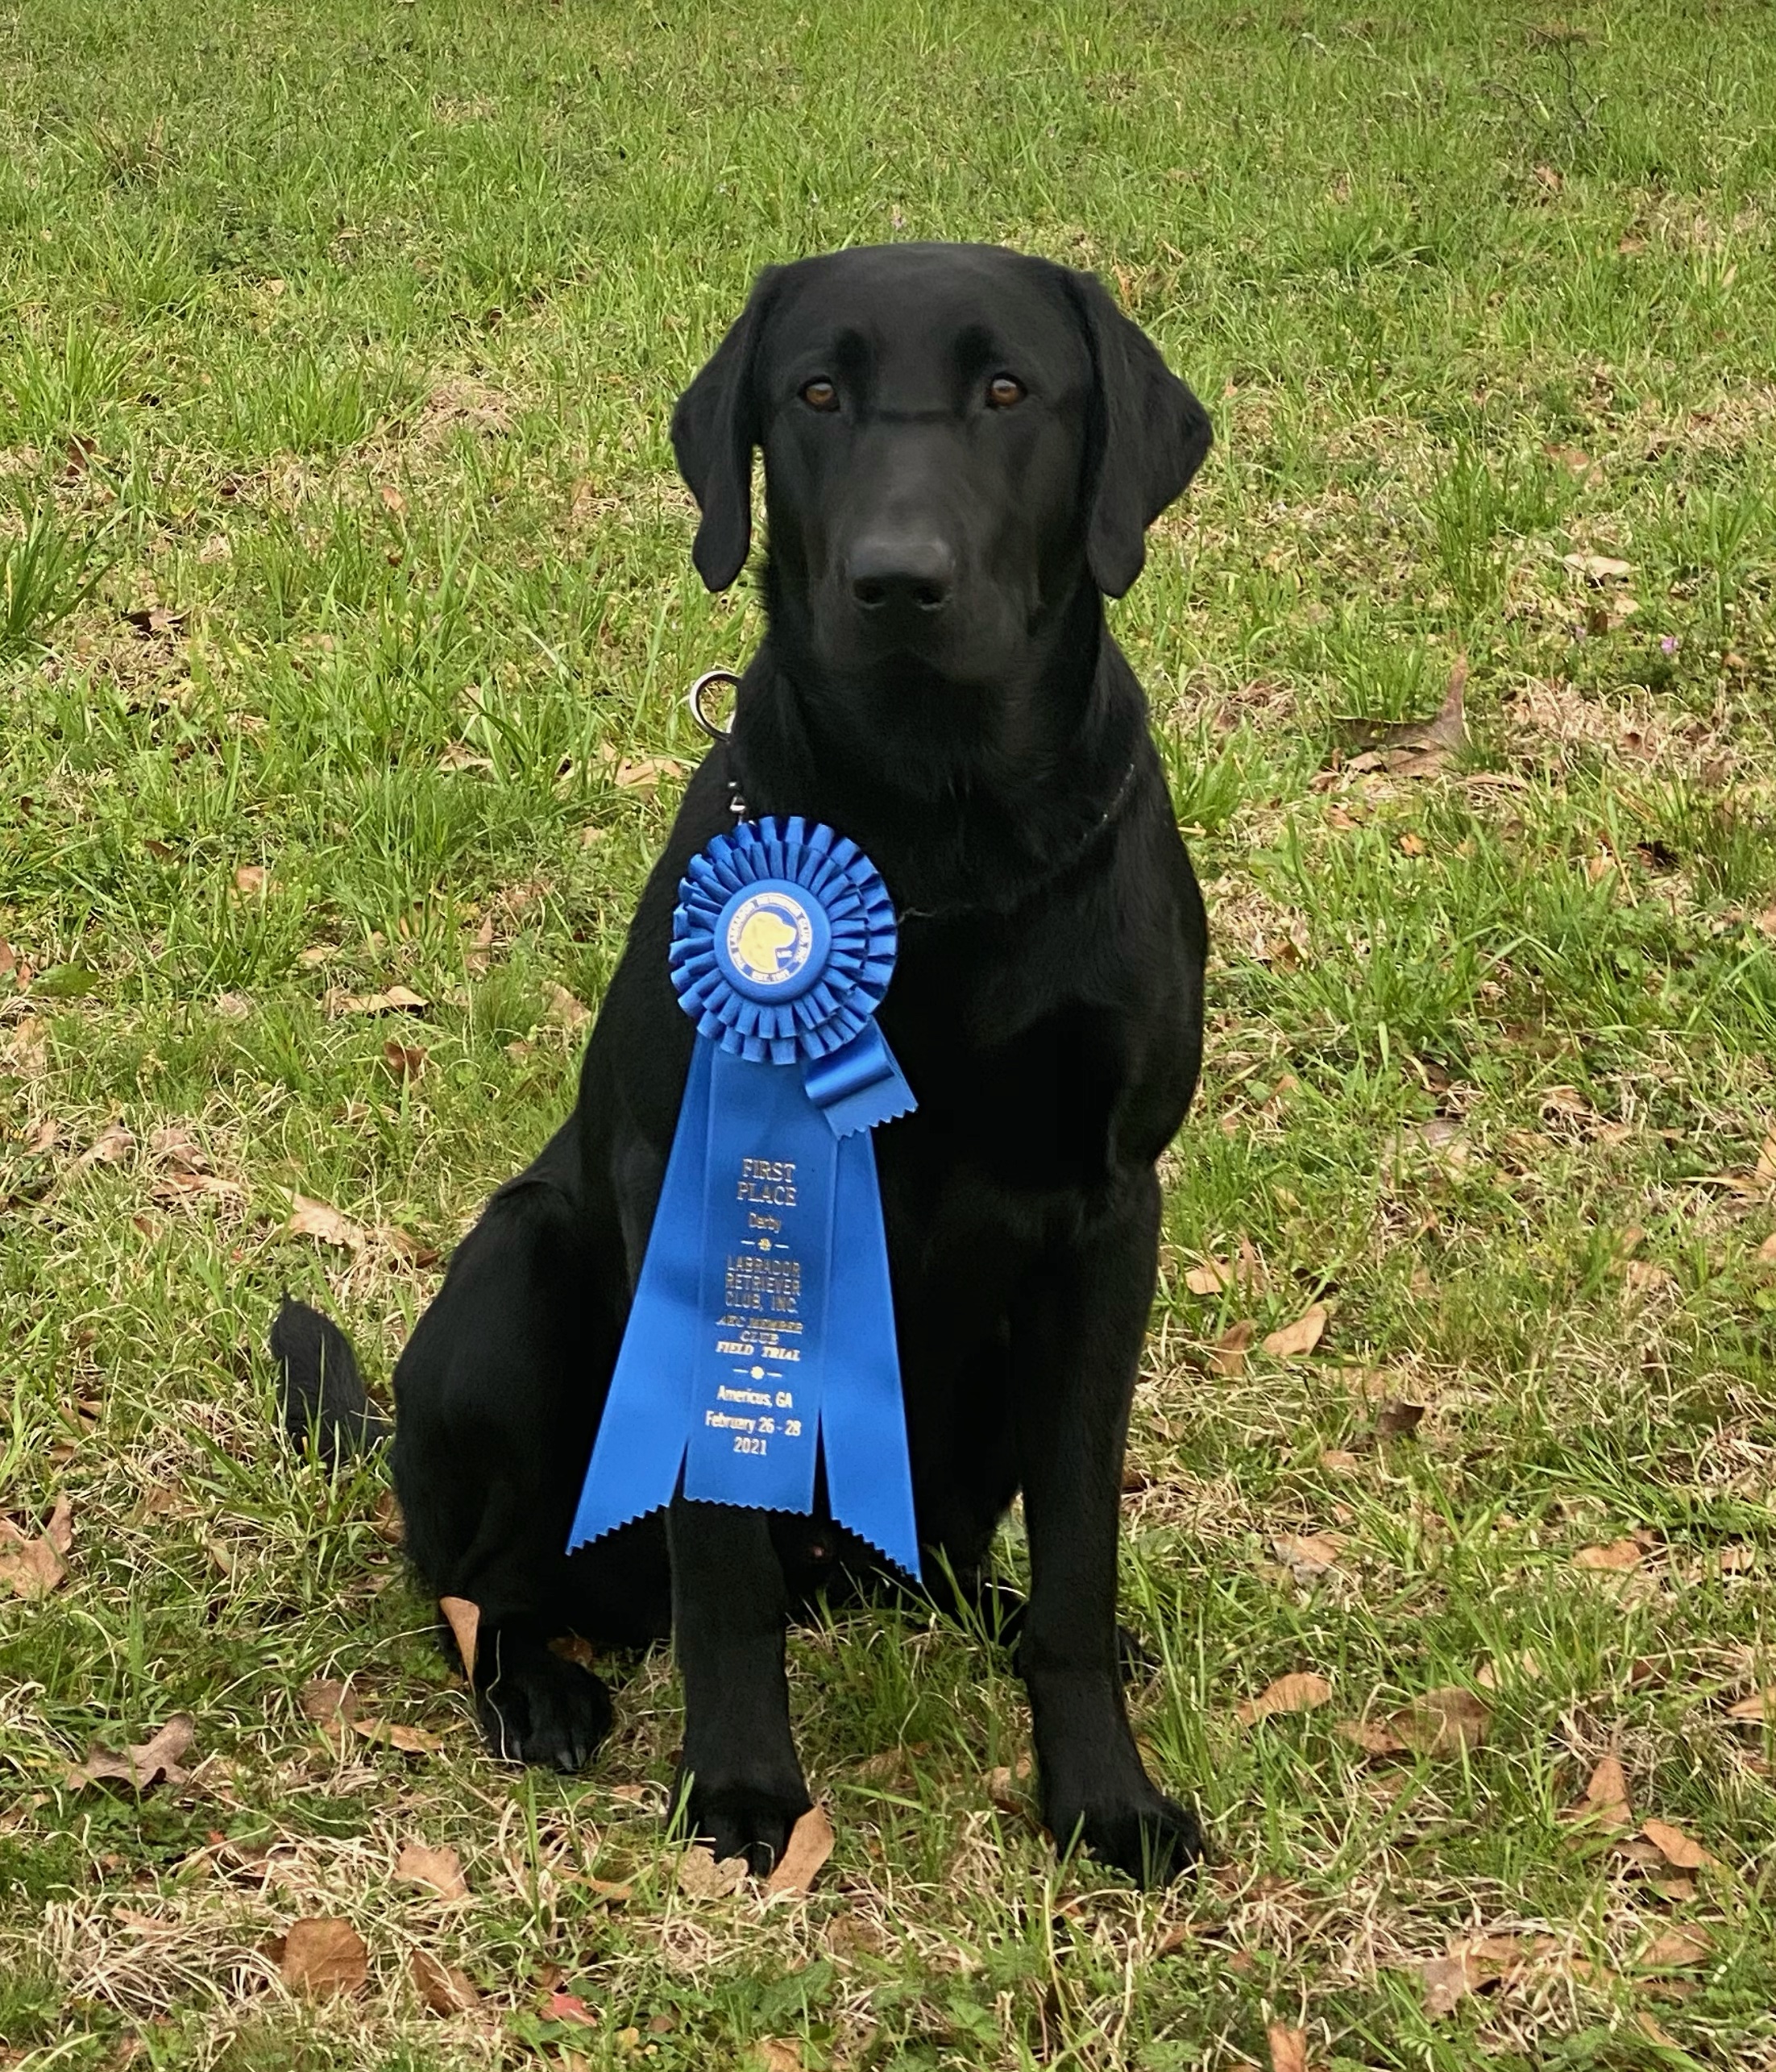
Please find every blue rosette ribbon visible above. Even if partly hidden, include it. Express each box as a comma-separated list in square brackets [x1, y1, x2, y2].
[568, 818, 921, 1577]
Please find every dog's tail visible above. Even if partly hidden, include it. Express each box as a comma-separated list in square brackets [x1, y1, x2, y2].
[269, 1296, 392, 1465]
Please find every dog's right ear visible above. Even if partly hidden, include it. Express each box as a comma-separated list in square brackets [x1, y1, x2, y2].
[670, 268, 782, 592]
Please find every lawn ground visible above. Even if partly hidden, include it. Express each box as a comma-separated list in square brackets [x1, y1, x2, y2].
[2, 2, 1775, 2067]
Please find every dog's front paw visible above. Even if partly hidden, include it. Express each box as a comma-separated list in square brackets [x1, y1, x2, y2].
[1051, 1788, 1205, 1886]
[476, 1641, 613, 1773]
[678, 1775, 812, 1879]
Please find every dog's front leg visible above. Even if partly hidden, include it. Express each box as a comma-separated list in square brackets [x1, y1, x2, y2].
[669, 1495, 812, 1875]
[1013, 1172, 1203, 1885]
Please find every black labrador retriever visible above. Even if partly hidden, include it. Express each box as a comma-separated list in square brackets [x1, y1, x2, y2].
[272, 241, 1213, 1886]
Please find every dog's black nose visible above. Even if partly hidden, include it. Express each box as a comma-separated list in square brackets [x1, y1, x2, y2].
[849, 536, 956, 614]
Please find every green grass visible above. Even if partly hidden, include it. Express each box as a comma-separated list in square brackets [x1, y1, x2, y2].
[2, 1, 1774, 2066]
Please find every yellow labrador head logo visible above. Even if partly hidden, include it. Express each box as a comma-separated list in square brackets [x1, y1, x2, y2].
[725, 892, 815, 988]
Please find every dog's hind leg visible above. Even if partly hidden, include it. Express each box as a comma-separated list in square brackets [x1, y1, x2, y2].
[392, 1173, 639, 1772]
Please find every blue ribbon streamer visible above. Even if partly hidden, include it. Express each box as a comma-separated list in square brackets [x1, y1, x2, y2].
[568, 818, 921, 1579]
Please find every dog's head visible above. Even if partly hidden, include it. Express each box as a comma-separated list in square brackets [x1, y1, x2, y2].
[671, 244, 1210, 737]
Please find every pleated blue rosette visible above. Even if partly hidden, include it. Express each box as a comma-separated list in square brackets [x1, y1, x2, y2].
[568, 818, 921, 1577]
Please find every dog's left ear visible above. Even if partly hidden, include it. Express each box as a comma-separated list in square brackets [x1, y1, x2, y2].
[670, 267, 782, 592]
[1066, 271, 1214, 599]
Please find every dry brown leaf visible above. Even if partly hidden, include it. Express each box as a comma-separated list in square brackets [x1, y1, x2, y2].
[542, 982, 591, 1031]
[299, 1678, 356, 1727]
[1757, 1125, 1776, 1184]
[985, 1753, 1036, 1813]
[1185, 1258, 1234, 1295]
[1417, 1950, 1479, 2017]
[1726, 1687, 1774, 1722]
[67, 1715, 195, 1792]
[1574, 1538, 1644, 1573]
[1236, 1672, 1332, 1726]
[1562, 552, 1633, 582]
[1375, 1399, 1425, 1440]
[550, 1632, 597, 1671]
[1392, 1685, 1489, 1756]
[0, 1496, 72, 1598]
[1336, 658, 1467, 773]
[756, 2042, 802, 2072]
[233, 864, 269, 896]
[1320, 1449, 1361, 1472]
[353, 1719, 443, 1755]
[1263, 1302, 1327, 1359]
[438, 743, 495, 773]
[280, 1915, 368, 1998]
[1641, 1818, 1712, 1870]
[286, 1195, 365, 1250]
[543, 1987, 597, 2027]
[384, 1039, 428, 1081]
[1563, 1754, 1633, 1830]
[396, 1839, 468, 1901]
[1210, 1318, 1257, 1377]
[411, 1948, 479, 2015]
[765, 1804, 836, 1897]
[376, 1223, 440, 1266]
[379, 483, 408, 516]
[1267, 2024, 1308, 2072]
[78, 1121, 135, 1168]
[1272, 1531, 1346, 1580]
[678, 1846, 748, 1899]
[1636, 1925, 1712, 1970]
[322, 984, 429, 1017]
[598, 744, 687, 792]
[440, 1596, 479, 1681]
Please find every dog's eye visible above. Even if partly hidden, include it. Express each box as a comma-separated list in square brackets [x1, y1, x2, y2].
[986, 375, 1026, 409]
[800, 378, 840, 412]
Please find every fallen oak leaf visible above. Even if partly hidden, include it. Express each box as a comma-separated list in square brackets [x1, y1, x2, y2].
[396, 1839, 468, 1901]
[352, 1719, 443, 1755]
[542, 982, 591, 1032]
[1416, 1949, 1480, 2018]
[1374, 1399, 1425, 1440]
[1562, 1754, 1633, 1831]
[285, 1195, 364, 1250]
[1334, 657, 1467, 773]
[764, 1804, 836, 1898]
[67, 1714, 196, 1792]
[383, 1039, 427, 1081]
[279, 1915, 367, 1998]
[298, 1678, 357, 1736]
[1338, 1715, 1407, 1756]
[1272, 1531, 1346, 1581]
[322, 984, 429, 1017]
[0, 1495, 73, 1598]
[1392, 1685, 1489, 1757]
[411, 1948, 479, 2015]
[544, 1987, 599, 2026]
[677, 1846, 747, 1898]
[1236, 1672, 1332, 1727]
[77, 1121, 135, 1169]
[1635, 1925, 1712, 1970]
[1641, 1818, 1713, 1870]
[1262, 1302, 1327, 1359]
[1210, 1318, 1257, 1377]
[985, 1754, 1034, 1812]
[1267, 2024, 1308, 2072]
[439, 1596, 479, 1682]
